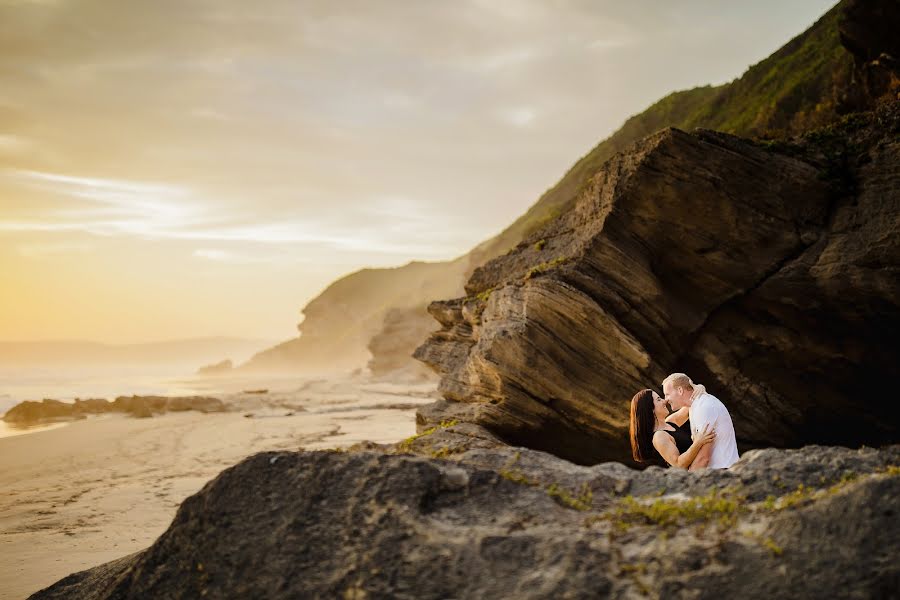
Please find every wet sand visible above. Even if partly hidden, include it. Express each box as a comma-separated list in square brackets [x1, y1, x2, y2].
[0, 377, 435, 599]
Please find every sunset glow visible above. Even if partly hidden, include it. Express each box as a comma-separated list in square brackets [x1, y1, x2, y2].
[0, 0, 835, 343]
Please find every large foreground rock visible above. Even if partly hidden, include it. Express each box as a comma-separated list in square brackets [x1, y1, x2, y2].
[31, 443, 900, 599]
[413, 101, 900, 465]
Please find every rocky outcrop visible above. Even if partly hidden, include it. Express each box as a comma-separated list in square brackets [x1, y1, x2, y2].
[242, 258, 469, 373]
[414, 102, 900, 465]
[196, 359, 233, 375]
[2, 399, 103, 423]
[111, 395, 226, 417]
[366, 306, 439, 382]
[160, 396, 225, 413]
[3, 395, 226, 424]
[30, 443, 900, 599]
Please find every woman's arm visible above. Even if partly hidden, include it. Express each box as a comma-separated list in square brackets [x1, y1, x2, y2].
[653, 425, 716, 469]
[665, 407, 690, 427]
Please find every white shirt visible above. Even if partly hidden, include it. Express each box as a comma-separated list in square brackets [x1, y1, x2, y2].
[690, 392, 740, 469]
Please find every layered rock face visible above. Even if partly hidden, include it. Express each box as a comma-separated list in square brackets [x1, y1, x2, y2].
[414, 103, 900, 465]
[31, 442, 900, 599]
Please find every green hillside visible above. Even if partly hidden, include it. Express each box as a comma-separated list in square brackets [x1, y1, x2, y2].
[248, 1, 863, 373]
[469, 2, 849, 265]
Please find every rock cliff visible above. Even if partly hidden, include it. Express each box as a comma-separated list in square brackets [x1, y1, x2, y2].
[414, 101, 900, 465]
[240, 257, 469, 373]
[246, 0, 888, 377]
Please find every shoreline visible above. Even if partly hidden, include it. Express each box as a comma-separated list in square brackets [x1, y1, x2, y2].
[0, 420, 71, 439]
[0, 380, 432, 600]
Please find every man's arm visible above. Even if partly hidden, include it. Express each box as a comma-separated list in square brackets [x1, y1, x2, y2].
[689, 443, 712, 470]
[688, 400, 716, 471]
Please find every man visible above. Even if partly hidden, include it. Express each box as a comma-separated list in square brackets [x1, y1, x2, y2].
[662, 373, 739, 470]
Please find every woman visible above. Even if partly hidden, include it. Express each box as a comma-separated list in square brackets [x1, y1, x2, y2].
[629, 388, 715, 468]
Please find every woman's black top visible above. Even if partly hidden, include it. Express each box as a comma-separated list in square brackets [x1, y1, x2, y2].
[658, 419, 693, 461]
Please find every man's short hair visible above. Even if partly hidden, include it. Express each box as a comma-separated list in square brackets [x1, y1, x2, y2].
[663, 373, 693, 391]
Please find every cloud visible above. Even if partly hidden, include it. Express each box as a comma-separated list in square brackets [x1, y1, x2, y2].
[498, 107, 537, 128]
[462, 47, 542, 74]
[3, 169, 207, 237]
[0, 0, 840, 265]
[13, 170, 191, 205]
[0, 0, 841, 342]
[0, 168, 475, 259]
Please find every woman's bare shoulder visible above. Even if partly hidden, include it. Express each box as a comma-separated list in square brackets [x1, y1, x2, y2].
[652, 429, 673, 445]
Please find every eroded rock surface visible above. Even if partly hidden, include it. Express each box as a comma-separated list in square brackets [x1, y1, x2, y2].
[31, 443, 900, 600]
[414, 103, 900, 465]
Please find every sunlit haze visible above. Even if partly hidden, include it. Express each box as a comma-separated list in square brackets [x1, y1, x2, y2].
[0, 0, 836, 343]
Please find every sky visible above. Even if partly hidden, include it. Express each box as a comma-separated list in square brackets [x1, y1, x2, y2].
[0, 0, 837, 344]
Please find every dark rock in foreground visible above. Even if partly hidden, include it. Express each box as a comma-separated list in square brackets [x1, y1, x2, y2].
[31, 441, 900, 600]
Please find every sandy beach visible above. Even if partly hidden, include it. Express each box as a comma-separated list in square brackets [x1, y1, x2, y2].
[0, 376, 435, 599]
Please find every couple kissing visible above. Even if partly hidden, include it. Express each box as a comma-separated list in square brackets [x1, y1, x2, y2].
[629, 373, 739, 470]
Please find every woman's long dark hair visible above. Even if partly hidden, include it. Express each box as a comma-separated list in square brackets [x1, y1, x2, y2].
[629, 389, 659, 464]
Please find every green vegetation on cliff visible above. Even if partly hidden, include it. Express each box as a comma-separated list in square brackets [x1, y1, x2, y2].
[250, 2, 860, 373]
[471, 4, 849, 261]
